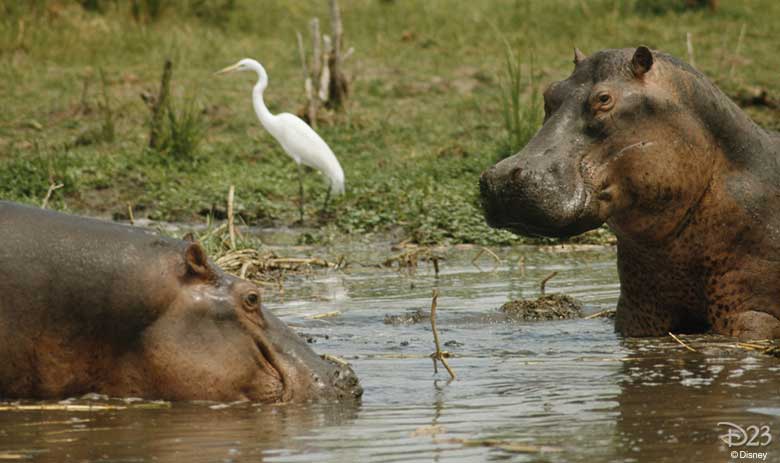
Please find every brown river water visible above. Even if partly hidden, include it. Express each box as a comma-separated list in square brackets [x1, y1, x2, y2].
[1, 243, 778, 462]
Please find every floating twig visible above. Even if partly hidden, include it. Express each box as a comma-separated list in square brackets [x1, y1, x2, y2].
[429, 289, 456, 380]
[305, 310, 341, 320]
[539, 271, 558, 295]
[669, 332, 698, 353]
[0, 402, 168, 412]
[437, 437, 561, 454]
[584, 308, 616, 320]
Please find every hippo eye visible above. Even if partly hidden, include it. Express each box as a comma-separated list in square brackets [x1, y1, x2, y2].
[243, 292, 260, 310]
[596, 92, 613, 109]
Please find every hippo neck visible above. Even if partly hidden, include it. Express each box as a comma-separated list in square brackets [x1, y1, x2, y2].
[614, 167, 780, 330]
[660, 55, 780, 176]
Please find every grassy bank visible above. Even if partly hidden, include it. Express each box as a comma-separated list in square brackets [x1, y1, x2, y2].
[1, 0, 779, 245]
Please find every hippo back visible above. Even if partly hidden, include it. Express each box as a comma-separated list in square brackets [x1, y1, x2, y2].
[0, 201, 186, 346]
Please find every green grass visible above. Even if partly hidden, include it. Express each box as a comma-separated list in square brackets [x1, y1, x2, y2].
[1, 0, 779, 245]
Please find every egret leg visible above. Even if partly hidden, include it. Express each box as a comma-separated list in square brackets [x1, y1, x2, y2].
[322, 185, 332, 213]
[297, 163, 305, 223]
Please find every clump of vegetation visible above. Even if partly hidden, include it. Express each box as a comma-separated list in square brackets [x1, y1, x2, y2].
[498, 38, 541, 159]
[501, 294, 583, 321]
[156, 99, 206, 161]
[144, 60, 206, 162]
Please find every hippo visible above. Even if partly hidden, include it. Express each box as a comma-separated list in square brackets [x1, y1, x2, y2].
[0, 201, 362, 401]
[480, 46, 780, 340]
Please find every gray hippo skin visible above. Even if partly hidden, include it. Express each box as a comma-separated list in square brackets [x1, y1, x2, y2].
[0, 201, 362, 401]
[481, 47, 780, 340]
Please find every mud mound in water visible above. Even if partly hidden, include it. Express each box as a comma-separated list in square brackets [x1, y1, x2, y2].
[500, 294, 583, 321]
[384, 308, 429, 325]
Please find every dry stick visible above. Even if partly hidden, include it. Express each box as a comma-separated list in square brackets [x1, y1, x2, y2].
[686, 32, 695, 68]
[327, 0, 346, 109]
[227, 185, 236, 250]
[148, 59, 173, 149]
[41, 183, 64, 209]
[127, 202, 135, 225]
[539, 271, 558, 296]
[729, 23, 746, 80]
[517, 256, 526, 277]
[320, 35, 332, 102]
[296, 30, 316, 128]
[669, 332, 698, 353]
[429, 289, 456, 380]
[309, 17, 322, 126]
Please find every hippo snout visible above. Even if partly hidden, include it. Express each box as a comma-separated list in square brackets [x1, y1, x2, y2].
[480, 152, 602, 238]
[325, 357, 363, 400]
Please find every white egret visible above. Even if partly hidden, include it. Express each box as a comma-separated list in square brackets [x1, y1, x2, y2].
[216, 58, 345, 221]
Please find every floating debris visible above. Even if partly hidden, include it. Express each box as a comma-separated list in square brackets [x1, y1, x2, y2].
[500, 294, 583, 321]
[439, 437, 562, 454]
[735, 340, 780, 357]
[383, 307, 429, 325]
[215, 248, 333, 283]
[383, 245, 444, 275]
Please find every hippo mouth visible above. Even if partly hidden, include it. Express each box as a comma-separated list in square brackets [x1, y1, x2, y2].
[249, 329, 291, 402]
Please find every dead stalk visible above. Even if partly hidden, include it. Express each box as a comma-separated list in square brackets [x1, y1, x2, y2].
[686, 32, 695, 68]
[127, 203, 135, 225]
[148, 59, 173, 149]
[41, 182, 64, 209]
[539, 271, 558, 295]
[227, 185, 236, 250]
[729, 23, 746, 80]
[429, 289, 456, 380]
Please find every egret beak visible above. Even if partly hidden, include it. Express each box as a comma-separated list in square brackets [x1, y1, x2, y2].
[215, 63, 240, 76]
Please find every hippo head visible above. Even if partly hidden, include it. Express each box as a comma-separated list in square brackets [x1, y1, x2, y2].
[138, 243, 362, 403]
[481, 47, 718, 242]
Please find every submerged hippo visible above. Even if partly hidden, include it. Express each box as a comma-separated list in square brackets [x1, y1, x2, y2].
[481, 47, 780, 340]
[0, 201, 361, 401]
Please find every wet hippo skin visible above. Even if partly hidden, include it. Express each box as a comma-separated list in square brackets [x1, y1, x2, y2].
[480, 47, 780, 340]
[0, 201, 362, 401]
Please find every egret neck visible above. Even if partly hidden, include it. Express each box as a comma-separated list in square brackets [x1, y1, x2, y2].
[248, 62, 274, 131]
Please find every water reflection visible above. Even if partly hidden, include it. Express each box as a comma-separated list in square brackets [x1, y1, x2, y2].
[612, 338, 780, 462]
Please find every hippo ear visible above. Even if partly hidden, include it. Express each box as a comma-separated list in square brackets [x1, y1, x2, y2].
[184, 243, 215, 281]
[631, 46, 653, 78]
[573, 47, 587, 66]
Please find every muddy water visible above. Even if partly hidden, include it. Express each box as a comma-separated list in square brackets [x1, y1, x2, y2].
[1, 245, 779, 462]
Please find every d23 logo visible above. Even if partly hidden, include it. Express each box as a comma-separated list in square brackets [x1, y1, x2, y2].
[718, 422, 772, 447]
